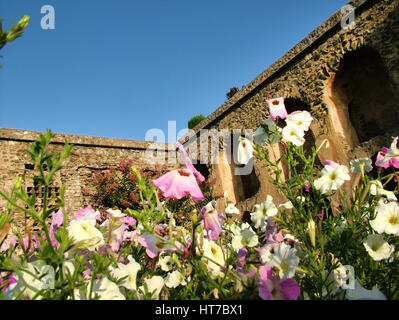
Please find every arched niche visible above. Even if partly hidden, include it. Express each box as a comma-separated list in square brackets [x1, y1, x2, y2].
[331, 46, 398, 144]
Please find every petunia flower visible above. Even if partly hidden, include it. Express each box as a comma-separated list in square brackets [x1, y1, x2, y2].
[268, 242, 299, 279]
[370, 180, 397, 201]
[165, 270, 187, 288]
[258, 265, 300, 300]
[363, 234, 394, 261]
[157, 255, 175, 272]
[376, 137, 399, 166]
[370, 201, 399, 236]
[201, 238, 226, 279]
[137, 232, 177, 259]
[376, 146, 399, 169]
[314, 162, 350, 194]
[138, 276, 164, 300]
[231, 227, 258, 251]
[67, 218, 105, 251]
[74, 205, 102, 222]
[225, 203, 240, 216]
[110, 255, 141, 291]
[153, 168, 205, 202]
[49, 208, 64, 246]
[250, 195, 278, 231]
[281, 124, 305, 147]
[75, 276, 126, 300]
[176, 141, 205, 182]
[202, 201, 223, 241]
[285, 110, 313, 132]
[266, 97, 288, 120]
[350, 158, 373, 173]
[106, 208, 126, 219]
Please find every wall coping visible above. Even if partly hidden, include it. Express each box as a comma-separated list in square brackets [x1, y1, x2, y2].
[0, 127, 174, 151]
[179, 0, 374, 144]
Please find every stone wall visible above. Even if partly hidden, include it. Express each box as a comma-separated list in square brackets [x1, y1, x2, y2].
[180, 0, 399, 217]
[0, 128, 175, 234]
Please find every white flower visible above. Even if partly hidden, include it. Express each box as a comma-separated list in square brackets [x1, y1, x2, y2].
[250, 195, 278, 230]
[138, 276, 164, 300]
[67, 218, 105, 251]
[75, 276, 126, 300]
[347, 280, 386, 300]
[370, 201, 399, 235]
[237, 136, 253, 165]
[370, 181, 397, 201]
[106, 208, 126, 219]
[363, 234, 395, 261]
[278, 201, 293, 209]
[231, 227, 258, 251]
[257, 244, 275, 265]
[282, 124, 305, 146]
[158, 255, 175, 272]
[202, 238, 225, 279]
[12, 260, 55, 300]
[350, 158, 373, 173]
[110, 255, 141, 291]
[285, 111, 313, 132]
[225, 203, 239, 216]
[314, 163, 350, 194]
[268, 242, 299, 279]
[165, 270, 187, 288]
[377, 136, 399, 165]
[253, 118, 281, 145]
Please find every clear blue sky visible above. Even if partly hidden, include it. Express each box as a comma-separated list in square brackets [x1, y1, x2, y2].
[0, 0, 348, 142]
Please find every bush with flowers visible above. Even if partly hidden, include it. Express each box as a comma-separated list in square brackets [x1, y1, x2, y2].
[0, 95, 398, 300]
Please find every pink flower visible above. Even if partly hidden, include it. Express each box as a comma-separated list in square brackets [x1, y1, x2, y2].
[119, 216, 137, 226]
[49, 208, 64, 246]
[74, 205, 102, 222]
[266, 97, 288, 121]
[376, 147, 399, 169]
[176, 142, 205, 182]
[201, 201, 223, 241]
[0, 273, 17, 291]
[153, 169, 205, 202]
[317, 209, 324, 220]
[237, 248, 248, 269]
[303, 180, 311, 193]
[137, 232, 177, 258]
[267, 230, 284, 244]
[258, 265, 300, 300]
[324, 160, 339, 168]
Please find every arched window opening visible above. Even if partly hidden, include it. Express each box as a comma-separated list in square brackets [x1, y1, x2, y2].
[332, 47, 398, 143]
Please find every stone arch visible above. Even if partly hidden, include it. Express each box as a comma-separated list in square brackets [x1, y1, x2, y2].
[330, 46, 398, 144]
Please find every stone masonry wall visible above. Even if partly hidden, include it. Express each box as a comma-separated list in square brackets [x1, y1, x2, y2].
[0, 128, 176, 234]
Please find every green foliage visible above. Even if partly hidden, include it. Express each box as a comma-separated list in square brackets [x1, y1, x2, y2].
[188, 114, 205, 130]
[0, 15, 30, 67]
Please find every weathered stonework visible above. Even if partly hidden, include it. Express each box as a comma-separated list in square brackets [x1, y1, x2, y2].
[180, 0, 399, 217]
[0, 128, 175, 234]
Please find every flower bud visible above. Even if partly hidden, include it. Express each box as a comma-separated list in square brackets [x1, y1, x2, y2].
[308, 219, 316, 248]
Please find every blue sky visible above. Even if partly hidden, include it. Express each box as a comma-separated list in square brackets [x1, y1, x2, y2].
[0, 0, 348, 142]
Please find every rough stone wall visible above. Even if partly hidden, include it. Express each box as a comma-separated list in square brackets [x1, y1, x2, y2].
[0, 128, 175, 234]
[180, 0, 399, 217]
